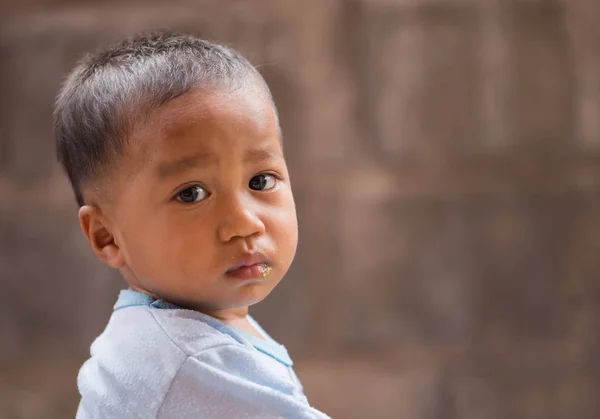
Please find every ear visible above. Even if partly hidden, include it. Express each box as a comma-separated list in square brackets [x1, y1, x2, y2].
[78, 205, 125, 269]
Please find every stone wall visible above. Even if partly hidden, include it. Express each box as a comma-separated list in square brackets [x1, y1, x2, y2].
[1, 0, 600, 418]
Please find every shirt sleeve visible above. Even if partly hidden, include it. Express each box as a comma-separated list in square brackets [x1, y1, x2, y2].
[157, 344, 331, 419]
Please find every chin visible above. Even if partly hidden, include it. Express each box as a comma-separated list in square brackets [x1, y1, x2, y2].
[227, 287, 274, 309]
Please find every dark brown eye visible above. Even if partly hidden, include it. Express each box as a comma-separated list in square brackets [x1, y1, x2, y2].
[176, 186, 208, 203]
[249, 174, 276, 191]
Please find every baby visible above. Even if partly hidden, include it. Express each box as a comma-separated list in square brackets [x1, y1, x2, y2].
[54, 32, 329, 418]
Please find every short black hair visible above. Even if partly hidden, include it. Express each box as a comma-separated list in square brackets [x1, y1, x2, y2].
[54, 31, 273, 206]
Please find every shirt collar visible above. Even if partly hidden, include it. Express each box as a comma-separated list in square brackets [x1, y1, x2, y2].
[113, 289, 294, 366]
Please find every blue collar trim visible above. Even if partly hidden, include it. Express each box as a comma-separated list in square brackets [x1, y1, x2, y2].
[113, 289, 154, 310]
[113, 289, 293, 367]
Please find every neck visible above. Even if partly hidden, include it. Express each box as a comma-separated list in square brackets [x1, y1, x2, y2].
[127, 286, 249, 323]
[201, 307, 250, 323]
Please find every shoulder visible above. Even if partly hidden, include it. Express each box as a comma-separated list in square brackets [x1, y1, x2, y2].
[96, 304, 248, 354]
[76, 306, 240, 418]
[158, 347, 321, 418]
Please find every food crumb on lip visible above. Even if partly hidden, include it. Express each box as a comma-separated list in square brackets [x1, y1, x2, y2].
[226, 262, 273, 279]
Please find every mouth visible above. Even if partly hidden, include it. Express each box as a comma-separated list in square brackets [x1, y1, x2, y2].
[225, 253, 273, 280]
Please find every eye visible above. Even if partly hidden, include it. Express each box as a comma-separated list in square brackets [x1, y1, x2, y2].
[175, 185, 209, 203]
[249, 174, 277, 191]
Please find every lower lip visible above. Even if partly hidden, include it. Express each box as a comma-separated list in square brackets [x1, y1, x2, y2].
[226, 263, 273, 280]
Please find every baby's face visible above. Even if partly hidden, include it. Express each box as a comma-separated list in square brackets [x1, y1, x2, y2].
[105, 86, 297, 313]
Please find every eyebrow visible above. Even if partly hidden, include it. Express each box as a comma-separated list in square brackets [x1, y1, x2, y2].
[156, 147, 282, 180]
[244, 147, 282, 163]
[156, 152, 215, 180]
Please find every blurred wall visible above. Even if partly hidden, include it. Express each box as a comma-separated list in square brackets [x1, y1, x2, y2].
[1, 0, 600, 418]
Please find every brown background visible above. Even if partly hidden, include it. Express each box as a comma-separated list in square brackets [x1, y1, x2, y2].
[1, 0, 600, 418]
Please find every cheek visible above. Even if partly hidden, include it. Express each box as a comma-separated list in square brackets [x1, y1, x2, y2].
[268, 200, 298, 262]
[160, 214, 217, 270]
[122, 210, 215, 277]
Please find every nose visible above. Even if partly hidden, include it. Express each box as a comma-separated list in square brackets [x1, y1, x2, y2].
[217, 193, 266, 243]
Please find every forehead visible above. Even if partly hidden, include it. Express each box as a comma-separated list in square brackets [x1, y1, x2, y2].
[135, 84, 279, 156]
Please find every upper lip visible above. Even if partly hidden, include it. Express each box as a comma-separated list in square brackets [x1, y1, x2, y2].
[226, 252, 271, 272]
